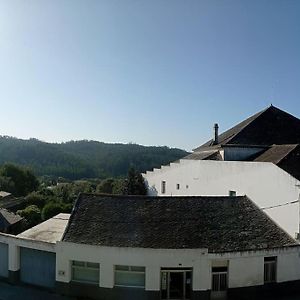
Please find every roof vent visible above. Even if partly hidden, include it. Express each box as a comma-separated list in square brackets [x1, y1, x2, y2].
[213, 123, 219, 145]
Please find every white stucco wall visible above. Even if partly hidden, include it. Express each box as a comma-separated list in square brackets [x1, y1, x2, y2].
[56, 242, 300, 291]
[55, 242, 209, 291]
[223, 146, 265, 161]
[209, 247, 300, 288]
[1, 233, 299, 292]
[0, 232, 55, 272]
[143, 160, 300, 237]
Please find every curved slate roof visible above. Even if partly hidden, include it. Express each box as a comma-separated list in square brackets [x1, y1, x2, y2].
[62, 194, 297, 253]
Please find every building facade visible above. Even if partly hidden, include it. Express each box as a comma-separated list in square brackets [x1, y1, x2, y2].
[143, 106, 300, 239]
[55, 242, 300, 300]
[55, 194, 300, 300]
[143, 160, 300, 239]
[0, 195, 300, 299]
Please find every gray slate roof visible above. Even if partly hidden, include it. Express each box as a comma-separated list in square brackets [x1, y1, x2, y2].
[0, 208, 23, 228]
[194, 105, 300, 151]
[254, 144, 298, 164]
[62, 194, 297, 253]
[253, 144, 300, 181]
[184, 150, 222, 160]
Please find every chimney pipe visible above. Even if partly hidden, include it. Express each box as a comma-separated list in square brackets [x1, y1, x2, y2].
[213, 123, 219, 145]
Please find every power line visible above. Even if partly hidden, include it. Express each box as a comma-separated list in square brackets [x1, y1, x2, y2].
[261, 200, 299, 210]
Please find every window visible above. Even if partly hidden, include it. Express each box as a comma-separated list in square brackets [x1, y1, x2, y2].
[115, 265, 145, 288]
[161, 181, 166, 194]
[176, 184, 180, 190]
[229, 190, 236, 197]
[264, 257, 277, 283]
[212, 267, 228, 291]
[72, 261, 99, 284]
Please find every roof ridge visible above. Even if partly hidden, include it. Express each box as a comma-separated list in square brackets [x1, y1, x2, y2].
[193, 105, 300, 151]
[193, 106, 270, 151]
[78, 192, 247, 201]
[224, 106, 269, 145]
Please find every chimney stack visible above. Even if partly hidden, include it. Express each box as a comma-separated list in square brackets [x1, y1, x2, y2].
[213, 123, 219, 145]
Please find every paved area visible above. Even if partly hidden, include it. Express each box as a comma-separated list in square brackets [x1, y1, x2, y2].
[1, 281, 299, 300]
[0, 282, 75, 300]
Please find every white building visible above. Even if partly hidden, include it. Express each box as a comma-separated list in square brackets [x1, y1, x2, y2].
[1, 194, 300, 300]
[0, 213, 69, 287]
[144, 160, 300, 238]
[54, 194, 300, 300]
[143, 105, 300, 238]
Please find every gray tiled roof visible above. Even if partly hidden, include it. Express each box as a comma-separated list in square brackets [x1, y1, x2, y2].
[254, 144, 299, 164]
[194, 106, 300, 151]
[253, 144, 300, 181]
[0, 208, 23, 226]
[184, 150, 222, 160]
[62, 194, 297, 252]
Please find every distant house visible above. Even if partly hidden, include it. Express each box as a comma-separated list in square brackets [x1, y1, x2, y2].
[0, 208, 24, 234]
[0, 191, 13, 200]
[143, 106, 300, 239]
[0, 192, 26, 213]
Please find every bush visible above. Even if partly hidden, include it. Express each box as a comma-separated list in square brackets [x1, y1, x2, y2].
[0, 163, 39, 196]
[17, 205, 41, 227]
[41, 202, 72, 220]
[25, 192, 46, 208]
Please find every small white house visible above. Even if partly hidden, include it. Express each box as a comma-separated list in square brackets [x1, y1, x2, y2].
[55, 193, 300, 300]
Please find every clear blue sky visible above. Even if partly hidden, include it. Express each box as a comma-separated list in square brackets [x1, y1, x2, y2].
[0, 0, 299, 151]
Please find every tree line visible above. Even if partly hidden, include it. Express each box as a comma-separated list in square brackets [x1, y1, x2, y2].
[0, 136, 188, 179]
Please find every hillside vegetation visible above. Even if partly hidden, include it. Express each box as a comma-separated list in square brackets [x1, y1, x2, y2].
[0, 163, 147, 230]
[0, 136, 188, 179]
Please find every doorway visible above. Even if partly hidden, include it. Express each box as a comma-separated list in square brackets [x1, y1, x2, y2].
[211, 266, 228, 300]
[161, 269, 192, 300]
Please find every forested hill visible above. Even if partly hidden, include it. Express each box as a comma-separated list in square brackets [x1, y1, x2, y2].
[0, 136, 189, 179]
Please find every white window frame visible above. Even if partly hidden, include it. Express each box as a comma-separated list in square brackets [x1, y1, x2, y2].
[114, 265, 145, 288]
[71, 260, 100, 285]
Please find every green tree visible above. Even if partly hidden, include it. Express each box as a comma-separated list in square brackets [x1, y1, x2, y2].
[124, 167, 147, 195]
[41, 202, 72, 220]
[0, 164, 39, 196]
[17, 205, 41, 227]
[112, 178, 126, 194]
[96, 178, 126, 195]
[96, 178, 115, 194]
[0, 175, 15, 193]
[25, 191, 46, 208]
